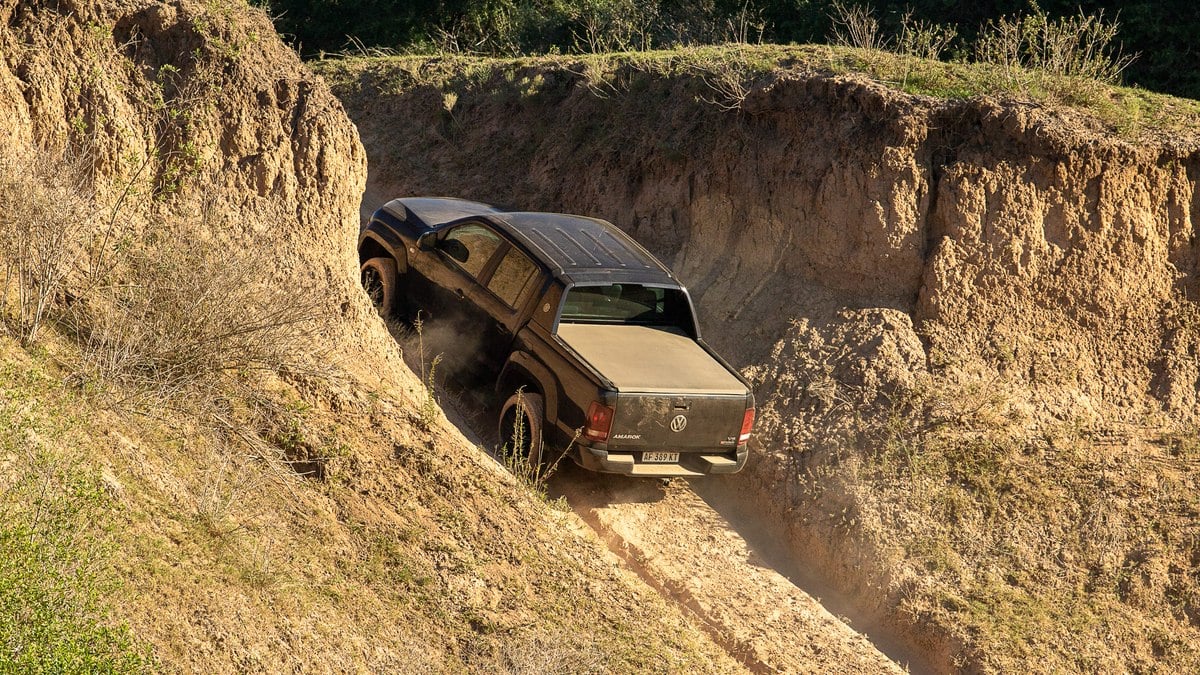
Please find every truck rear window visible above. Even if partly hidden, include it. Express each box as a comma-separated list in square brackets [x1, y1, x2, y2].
[560, 284, 692, 330]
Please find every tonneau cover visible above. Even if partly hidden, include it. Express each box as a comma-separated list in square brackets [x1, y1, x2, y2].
[556, 323, 745, 395]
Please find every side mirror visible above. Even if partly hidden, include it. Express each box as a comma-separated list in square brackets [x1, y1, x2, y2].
[416, 231, 435, 251]
[442, 239, 470, 263]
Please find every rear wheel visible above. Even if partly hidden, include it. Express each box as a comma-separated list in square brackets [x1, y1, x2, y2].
[498, 390, 545, 469]
[360, 257, 397, 320]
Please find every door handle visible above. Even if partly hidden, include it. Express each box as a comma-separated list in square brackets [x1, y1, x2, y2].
[454, 288, 466, 300]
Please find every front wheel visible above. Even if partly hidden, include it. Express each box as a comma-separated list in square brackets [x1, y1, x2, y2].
[360, 257, 398, 320]
[498, 390, 545, 470]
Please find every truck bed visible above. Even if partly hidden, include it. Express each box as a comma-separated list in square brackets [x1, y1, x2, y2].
[556, 323, 745, 395]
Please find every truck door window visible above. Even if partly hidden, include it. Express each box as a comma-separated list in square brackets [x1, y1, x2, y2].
[440, 223, 501, 279]
[488, 246, 538, 308]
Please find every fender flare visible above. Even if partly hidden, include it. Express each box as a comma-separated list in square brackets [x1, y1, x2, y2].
[497, 352, 560, 426]
[359, 227, 408, 273]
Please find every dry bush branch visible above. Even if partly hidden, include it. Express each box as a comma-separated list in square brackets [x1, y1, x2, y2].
[688, 51, 754, 112]
[65, 219, 331, 412]
[192, 434, 265, 534]
[0, 150, 94, 345]
[829, 1, 887, 52]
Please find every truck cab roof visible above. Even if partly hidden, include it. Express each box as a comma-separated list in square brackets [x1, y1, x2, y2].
[380, 197, 678, 287]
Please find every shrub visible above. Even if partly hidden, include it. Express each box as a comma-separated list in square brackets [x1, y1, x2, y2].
[897, 10, 957, 61]
[828, 0, 886, 52]
[975, 7, 1134, 86]
[0, 442, 152, 672]
[0, 151, 93, 346]
[67, 220, 329, 410]
[568, 0, 660, 53]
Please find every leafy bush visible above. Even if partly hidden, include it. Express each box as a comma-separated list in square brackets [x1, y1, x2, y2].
[976, 7, 1134, 86]
[0, 442, 152, 672]
[896, 10, 957, 61]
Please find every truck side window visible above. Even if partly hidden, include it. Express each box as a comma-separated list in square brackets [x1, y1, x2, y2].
[488, 246, 538, 308]
[441, 223, 501, 279]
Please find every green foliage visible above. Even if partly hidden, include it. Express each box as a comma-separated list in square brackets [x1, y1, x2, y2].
[0, 441, 152, 672]
[412, 314, 443, 429]
[269, 0, 1200, 99]
[974, 6, 1133, 86]
[896, 10, 957, 60]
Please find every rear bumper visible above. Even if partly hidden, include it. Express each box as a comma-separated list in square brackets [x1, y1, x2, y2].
[573, 444, 748, 477]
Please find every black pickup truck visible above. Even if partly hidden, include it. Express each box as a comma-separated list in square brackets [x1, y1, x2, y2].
[358, 197, 753, 477]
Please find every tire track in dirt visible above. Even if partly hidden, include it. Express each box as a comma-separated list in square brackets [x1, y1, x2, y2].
[425, 372, 906, 673]
[549, 466, 904, 674]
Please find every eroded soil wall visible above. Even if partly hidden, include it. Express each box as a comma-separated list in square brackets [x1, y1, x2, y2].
[337, 61, 1199, 420]
[327, 55, 1200, 671]
[0, 9, 751, 671]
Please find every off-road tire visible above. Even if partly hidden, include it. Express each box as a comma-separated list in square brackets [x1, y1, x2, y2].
[498, 391, 545, 468]
[360, 257, 398, 320]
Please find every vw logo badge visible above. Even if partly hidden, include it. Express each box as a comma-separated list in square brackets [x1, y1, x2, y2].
[670, 414, 688, 433]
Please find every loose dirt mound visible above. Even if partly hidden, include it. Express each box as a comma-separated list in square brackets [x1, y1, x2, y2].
[322, 52, 1200, 671]
[0, 5, 750, 671]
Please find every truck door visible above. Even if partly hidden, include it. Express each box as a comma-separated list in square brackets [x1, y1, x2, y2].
[476, 244, 541, 366]
[406, 222, 545, 379]
[406, 221, 504, 360]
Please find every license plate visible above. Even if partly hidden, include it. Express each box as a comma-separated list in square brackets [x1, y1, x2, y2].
[642, 451, 679, 463]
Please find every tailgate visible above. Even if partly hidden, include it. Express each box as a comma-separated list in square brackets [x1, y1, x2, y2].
[608, 393, 745, 451]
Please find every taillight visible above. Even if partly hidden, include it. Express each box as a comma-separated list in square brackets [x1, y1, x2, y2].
[738, 407, 755, 444]
[585, 401, 614, 442]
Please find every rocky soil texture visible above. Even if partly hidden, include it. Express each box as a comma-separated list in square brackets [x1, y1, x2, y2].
[323, 52, 1200, 671]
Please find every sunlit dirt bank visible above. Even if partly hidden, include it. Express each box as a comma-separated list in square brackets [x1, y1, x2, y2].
[1, 4, 767, 670]
[321, 51, 1200, 672]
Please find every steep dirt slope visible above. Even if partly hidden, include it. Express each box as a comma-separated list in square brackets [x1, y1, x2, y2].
[321, 52, 1200, 671]
[0, 4, 748, 671]
[555, 469, 906, 674]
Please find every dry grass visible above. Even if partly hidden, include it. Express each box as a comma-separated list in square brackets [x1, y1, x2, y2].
[0, 330, 738, 671]
[65, 221, 330, 412]
[0, 148, 728, 671]
[784, 354, 1200, 670]
[466, 629, 606, 673]
[499, 390, 576, 502]
[0, 151, 93, 346]
[0, 227, 734, 667]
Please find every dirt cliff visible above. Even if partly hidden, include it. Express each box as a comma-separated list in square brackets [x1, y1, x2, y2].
[0, 4, 749, 671]
[1, 0, 366, 321]
[322, 51, 1200, 671]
